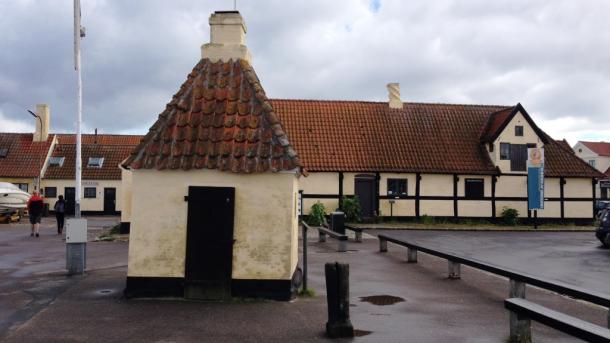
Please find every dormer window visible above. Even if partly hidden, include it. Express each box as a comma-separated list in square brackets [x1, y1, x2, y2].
[49, 156, 65, 167]
[0, 148, 8, 158]
[515, 126, 524, 136]
[87, 157, 104, 168]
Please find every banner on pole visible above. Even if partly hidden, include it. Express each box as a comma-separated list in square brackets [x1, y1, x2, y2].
[527, 148, 544, 210]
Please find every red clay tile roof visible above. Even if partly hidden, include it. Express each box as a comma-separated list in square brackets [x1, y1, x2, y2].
[56, 134, 142, 145]
[0, 133, 54, 178]
[580, 141, 610, 157]
[44, 135, 141, 180]
[479, 106, 515, 142]
[123, 59, 301, 173]
[271, 99, 603, 178]
[604, 167, 610, 179]
[556, 139, 573, 153]
[272, 100, 506, 174]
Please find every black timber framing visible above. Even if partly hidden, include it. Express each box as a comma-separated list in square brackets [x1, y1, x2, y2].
[453, 174, 458, 219]
[560, 177, 565, 219]
[491, 175, 497, 219]
[338, 172, 344, 208]
[375, 172, 380, 216]
[415, 173, 421, 219]
[591, 178, 597, 219]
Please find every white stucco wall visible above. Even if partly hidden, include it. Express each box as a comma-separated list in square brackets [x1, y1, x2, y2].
[127, 169, 299, 281]
[41, 179, 123, 212]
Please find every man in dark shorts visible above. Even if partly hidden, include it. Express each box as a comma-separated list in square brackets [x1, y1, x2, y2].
[27, 191, 44, 237]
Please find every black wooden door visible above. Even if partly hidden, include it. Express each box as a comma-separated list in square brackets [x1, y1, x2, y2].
[510, 144, 528, 171]
[355, 176, 376, 218]
[184, 186, 235, 300]
[103, 188, 116, 214]
[64, 187, 75, 216]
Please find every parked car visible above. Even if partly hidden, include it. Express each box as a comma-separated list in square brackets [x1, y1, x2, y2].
[595, 206, 610, 247]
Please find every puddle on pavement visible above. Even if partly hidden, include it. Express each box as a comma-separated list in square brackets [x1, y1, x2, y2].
[354, 329, 372, 337]
[359, 295, 405, 306]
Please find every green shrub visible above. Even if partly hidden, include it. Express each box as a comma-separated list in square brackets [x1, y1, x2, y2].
[421, 214, 435, 225]
[308, 202, 327, 226]
[500, 207, 519, 225]
[341, 196, 362, 223]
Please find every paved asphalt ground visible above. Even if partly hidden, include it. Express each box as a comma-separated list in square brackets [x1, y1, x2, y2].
[1, 217, 609, 342]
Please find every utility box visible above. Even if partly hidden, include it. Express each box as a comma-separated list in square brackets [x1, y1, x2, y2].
[66, 218, 88, 243]
[330, 211, 345, 234]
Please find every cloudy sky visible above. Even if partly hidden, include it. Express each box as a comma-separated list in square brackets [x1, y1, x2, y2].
[1, 0, 609, 145]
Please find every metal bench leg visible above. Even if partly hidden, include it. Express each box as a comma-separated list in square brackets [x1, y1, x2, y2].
[379, 239, 387, 252]
[509, 279, 526, 299]
[448, 261, 461, 279]
[355, 231, 362, 243]
[338, 240, 347, 252]
[509, 312, 532, 343]
[407, 248, 417, 263]
[319, 232, 326, 243]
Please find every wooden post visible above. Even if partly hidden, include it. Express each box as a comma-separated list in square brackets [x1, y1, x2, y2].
[319, 230, 326, 242]
[510, 279, 526, 298]
[379, 238, 387, 252]
[448, 261, 461, 279]
[407, 248, 418, 263]
[325, 263, 354, 338]
[338, 239, 347, 253]
[509, 312, 532, 343]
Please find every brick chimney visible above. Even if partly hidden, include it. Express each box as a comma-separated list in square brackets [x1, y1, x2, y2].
[201, 11, 252, 63]
[33, 104, 50, 142]
[387, 83, 402, 109]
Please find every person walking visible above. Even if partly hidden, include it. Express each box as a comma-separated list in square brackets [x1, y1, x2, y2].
[54, 195, 66, 235]
[27, 191, 44, 237]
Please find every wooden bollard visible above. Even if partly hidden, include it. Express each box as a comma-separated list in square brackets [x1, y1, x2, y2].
[325, 262, 354, 338]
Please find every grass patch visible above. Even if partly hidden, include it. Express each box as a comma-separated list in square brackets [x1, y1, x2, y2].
[299, 287, 316, 297]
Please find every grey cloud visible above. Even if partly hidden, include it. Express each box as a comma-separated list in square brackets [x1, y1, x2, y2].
[0, 0, 608, 145]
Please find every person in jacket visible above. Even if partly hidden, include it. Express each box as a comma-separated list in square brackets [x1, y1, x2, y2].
[27, 191, 44, 237]
[54, 195, 66, 235]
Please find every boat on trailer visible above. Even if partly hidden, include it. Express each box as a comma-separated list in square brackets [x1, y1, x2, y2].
[0, 182, 30, 214]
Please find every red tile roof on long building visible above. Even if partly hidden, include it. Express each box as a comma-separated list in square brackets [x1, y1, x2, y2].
[123, 59, 301, 173]
[271, 99, 603, 178]
[0, 133, 54, 178]
[580, 141, 610, 157]
[44, 135, 141, 180]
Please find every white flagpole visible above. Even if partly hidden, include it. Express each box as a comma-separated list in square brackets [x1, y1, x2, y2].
[74, 0, 83, 218]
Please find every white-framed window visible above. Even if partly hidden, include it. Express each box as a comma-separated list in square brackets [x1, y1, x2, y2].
[48, 156, 65, 167]
[588, 160, 596, 168]
[87, 157, 104, 168]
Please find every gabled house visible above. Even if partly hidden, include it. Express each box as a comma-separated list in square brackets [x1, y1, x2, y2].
[0, 104, 55, 192]
[42, 133, 142, 214]
[573, 141, 610, 199]
[275, 90, 603, 222]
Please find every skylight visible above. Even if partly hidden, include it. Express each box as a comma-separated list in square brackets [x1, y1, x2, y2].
[48, 156, 65, 167]
[87, 157, 104, 168]
[0, 148, 8, 158]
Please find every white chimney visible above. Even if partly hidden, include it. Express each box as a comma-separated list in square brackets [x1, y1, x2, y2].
[34, 104, 50, 142]
[201, 11, 252, 63]
[387, 83, 402, 109]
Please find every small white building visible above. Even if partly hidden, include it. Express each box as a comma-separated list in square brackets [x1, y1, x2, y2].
[122, 11, 303, 300]
[573, 141, 610, 199]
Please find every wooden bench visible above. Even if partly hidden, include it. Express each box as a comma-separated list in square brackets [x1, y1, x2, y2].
[301, 222, 348, 252]
[344, 225, 363, 242]
[377, 233, 610, 328]
[505, 298, 610, 343]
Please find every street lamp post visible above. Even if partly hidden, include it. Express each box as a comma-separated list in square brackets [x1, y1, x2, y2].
[27, 109, 43, 191]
